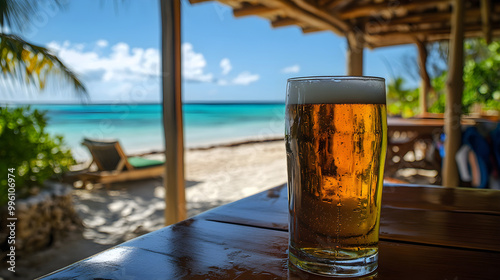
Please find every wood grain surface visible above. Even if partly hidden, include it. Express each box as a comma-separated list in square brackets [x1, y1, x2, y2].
[41, 184, 500, 279]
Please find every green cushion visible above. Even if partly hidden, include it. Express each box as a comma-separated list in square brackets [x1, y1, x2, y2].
[128, 157, 164, 169]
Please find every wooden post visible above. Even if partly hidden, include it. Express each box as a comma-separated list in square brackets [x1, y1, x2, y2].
[346, 30, 364, 76]
[416, 40, 430, 116]
[443, 0, 465, 188]
[481, 0, 492, 44]
[160, 0, 186, 225]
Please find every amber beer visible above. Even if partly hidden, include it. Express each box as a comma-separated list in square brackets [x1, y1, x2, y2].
[286, 77, 387, 277]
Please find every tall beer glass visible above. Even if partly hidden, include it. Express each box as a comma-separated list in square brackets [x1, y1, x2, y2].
[286, 76, 387, 277]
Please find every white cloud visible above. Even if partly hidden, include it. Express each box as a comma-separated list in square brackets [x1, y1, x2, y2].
[96, 40, 108, 48]
[220, 58, 232, 75]
[26, 40, 258, 102]
[47, 41, 160, 83]
[232, 72, 260, 85]
[182, 43, 213, 83]
[47, 41, 215, 85]
[281, 64, 300, 73]
[73, 43, 85, 51]
[43, 40, 163, 102]
[217, 79, 228, 86]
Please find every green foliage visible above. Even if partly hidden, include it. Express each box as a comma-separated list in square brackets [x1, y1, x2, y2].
[428, 72, 447, 114]
[0, 0, 67, 32]
[463, 40, 500, 112]
[391, 39, 500, 116]
[0, 0, 87, 95]
[428, 40, 500, 114]
[0, 106, 75, 205]
[387, 77, 420, 118]
[0, 33, 86, 93]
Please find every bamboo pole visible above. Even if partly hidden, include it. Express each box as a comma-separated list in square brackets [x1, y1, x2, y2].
[416, 40, 430, 115]
[443, 0, 465, 188]
[346, 30, 364, 76]
[160, 0, 186, 225]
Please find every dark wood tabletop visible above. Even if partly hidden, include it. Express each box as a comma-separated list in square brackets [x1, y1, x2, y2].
[387, 117, 478, 129]
[41, 183, 500, 280]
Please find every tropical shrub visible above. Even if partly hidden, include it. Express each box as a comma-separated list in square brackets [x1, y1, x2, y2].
[463, 40, 500, 112]
[0, 106, 75, 205]
[391, 39, 500, 117]
[387, 77, 420, 118]
[428, 72, 447, 114]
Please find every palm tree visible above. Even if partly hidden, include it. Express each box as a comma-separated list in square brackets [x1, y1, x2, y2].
[0, 0, 86, 94]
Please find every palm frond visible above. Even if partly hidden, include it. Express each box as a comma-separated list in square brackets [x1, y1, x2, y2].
[0, 33, 87, 94]
[0, 0, 66, 32]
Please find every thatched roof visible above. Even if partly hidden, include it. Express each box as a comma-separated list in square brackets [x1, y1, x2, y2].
[189, 0, 500, 48]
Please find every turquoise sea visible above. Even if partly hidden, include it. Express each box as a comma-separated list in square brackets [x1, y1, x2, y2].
[21, 103, 285, 161]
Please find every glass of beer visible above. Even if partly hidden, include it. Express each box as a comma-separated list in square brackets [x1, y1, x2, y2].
[285, 76, 387, 277]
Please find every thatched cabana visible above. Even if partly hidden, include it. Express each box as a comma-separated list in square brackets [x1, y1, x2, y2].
[188, 0, 498, 45]
[161, 0, 500, 223]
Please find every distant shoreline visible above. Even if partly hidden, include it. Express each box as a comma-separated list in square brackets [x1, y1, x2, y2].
[2, 101, 286, 106]
[188, 137, 284, 150]
[6, 103, 286, 164]
[131, 137, 285, 155]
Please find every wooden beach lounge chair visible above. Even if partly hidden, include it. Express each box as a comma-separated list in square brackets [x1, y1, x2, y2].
[77, 138, 164, 185]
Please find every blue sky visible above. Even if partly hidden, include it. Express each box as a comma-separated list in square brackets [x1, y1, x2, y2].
[2, 0, 419, 103]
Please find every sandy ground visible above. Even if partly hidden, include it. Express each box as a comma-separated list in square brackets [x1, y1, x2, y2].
[2, 140, 288, 280]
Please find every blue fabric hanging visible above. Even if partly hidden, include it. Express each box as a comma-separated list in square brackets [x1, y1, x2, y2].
[491, 124, 500, 172]
[462, 127, 491, 189]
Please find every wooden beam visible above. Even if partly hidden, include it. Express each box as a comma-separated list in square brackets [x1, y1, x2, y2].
[290, 0, 350, 32]
[302, 26, 325, 33]
[383, 14, 452, 26]
[366, 9, 482, 30]
[188, 0, 212, 4]
[340, 0, 452, 20]
[231, 0, 346, 36]
[233, 5, 281, 18]
[160, 0, 186, 225]
[320, 0, 343, 10]
[329, 0, 357, 11]
[271, 17, 300, 28]
[443, 0, 465, 188]
[481, 0, 492, 44]
[416, 39, 431, 115]
[347, 30, 364, 76]
[368, 23, 499, 38]
[367, 27, 500, 48]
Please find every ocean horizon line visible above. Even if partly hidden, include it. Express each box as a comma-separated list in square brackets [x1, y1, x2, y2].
[8, 103, 286, 161]
[2, 101, 285, 106]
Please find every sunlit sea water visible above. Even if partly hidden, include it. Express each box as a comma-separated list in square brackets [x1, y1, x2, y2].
[19, 103, 285, 161]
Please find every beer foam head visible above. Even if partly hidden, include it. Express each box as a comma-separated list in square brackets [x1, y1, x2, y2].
[286, 76, 386, 104]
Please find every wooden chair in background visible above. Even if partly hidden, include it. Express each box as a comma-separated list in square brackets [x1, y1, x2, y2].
[75, 138, 164, 187]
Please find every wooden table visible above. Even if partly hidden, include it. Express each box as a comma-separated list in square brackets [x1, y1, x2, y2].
[388, 117, 477, 131]
[385, 118, 448, 182]
[41, 184, 500, 279]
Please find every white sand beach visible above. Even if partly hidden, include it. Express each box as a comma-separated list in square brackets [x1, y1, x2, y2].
[6, 140, 287, 279]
